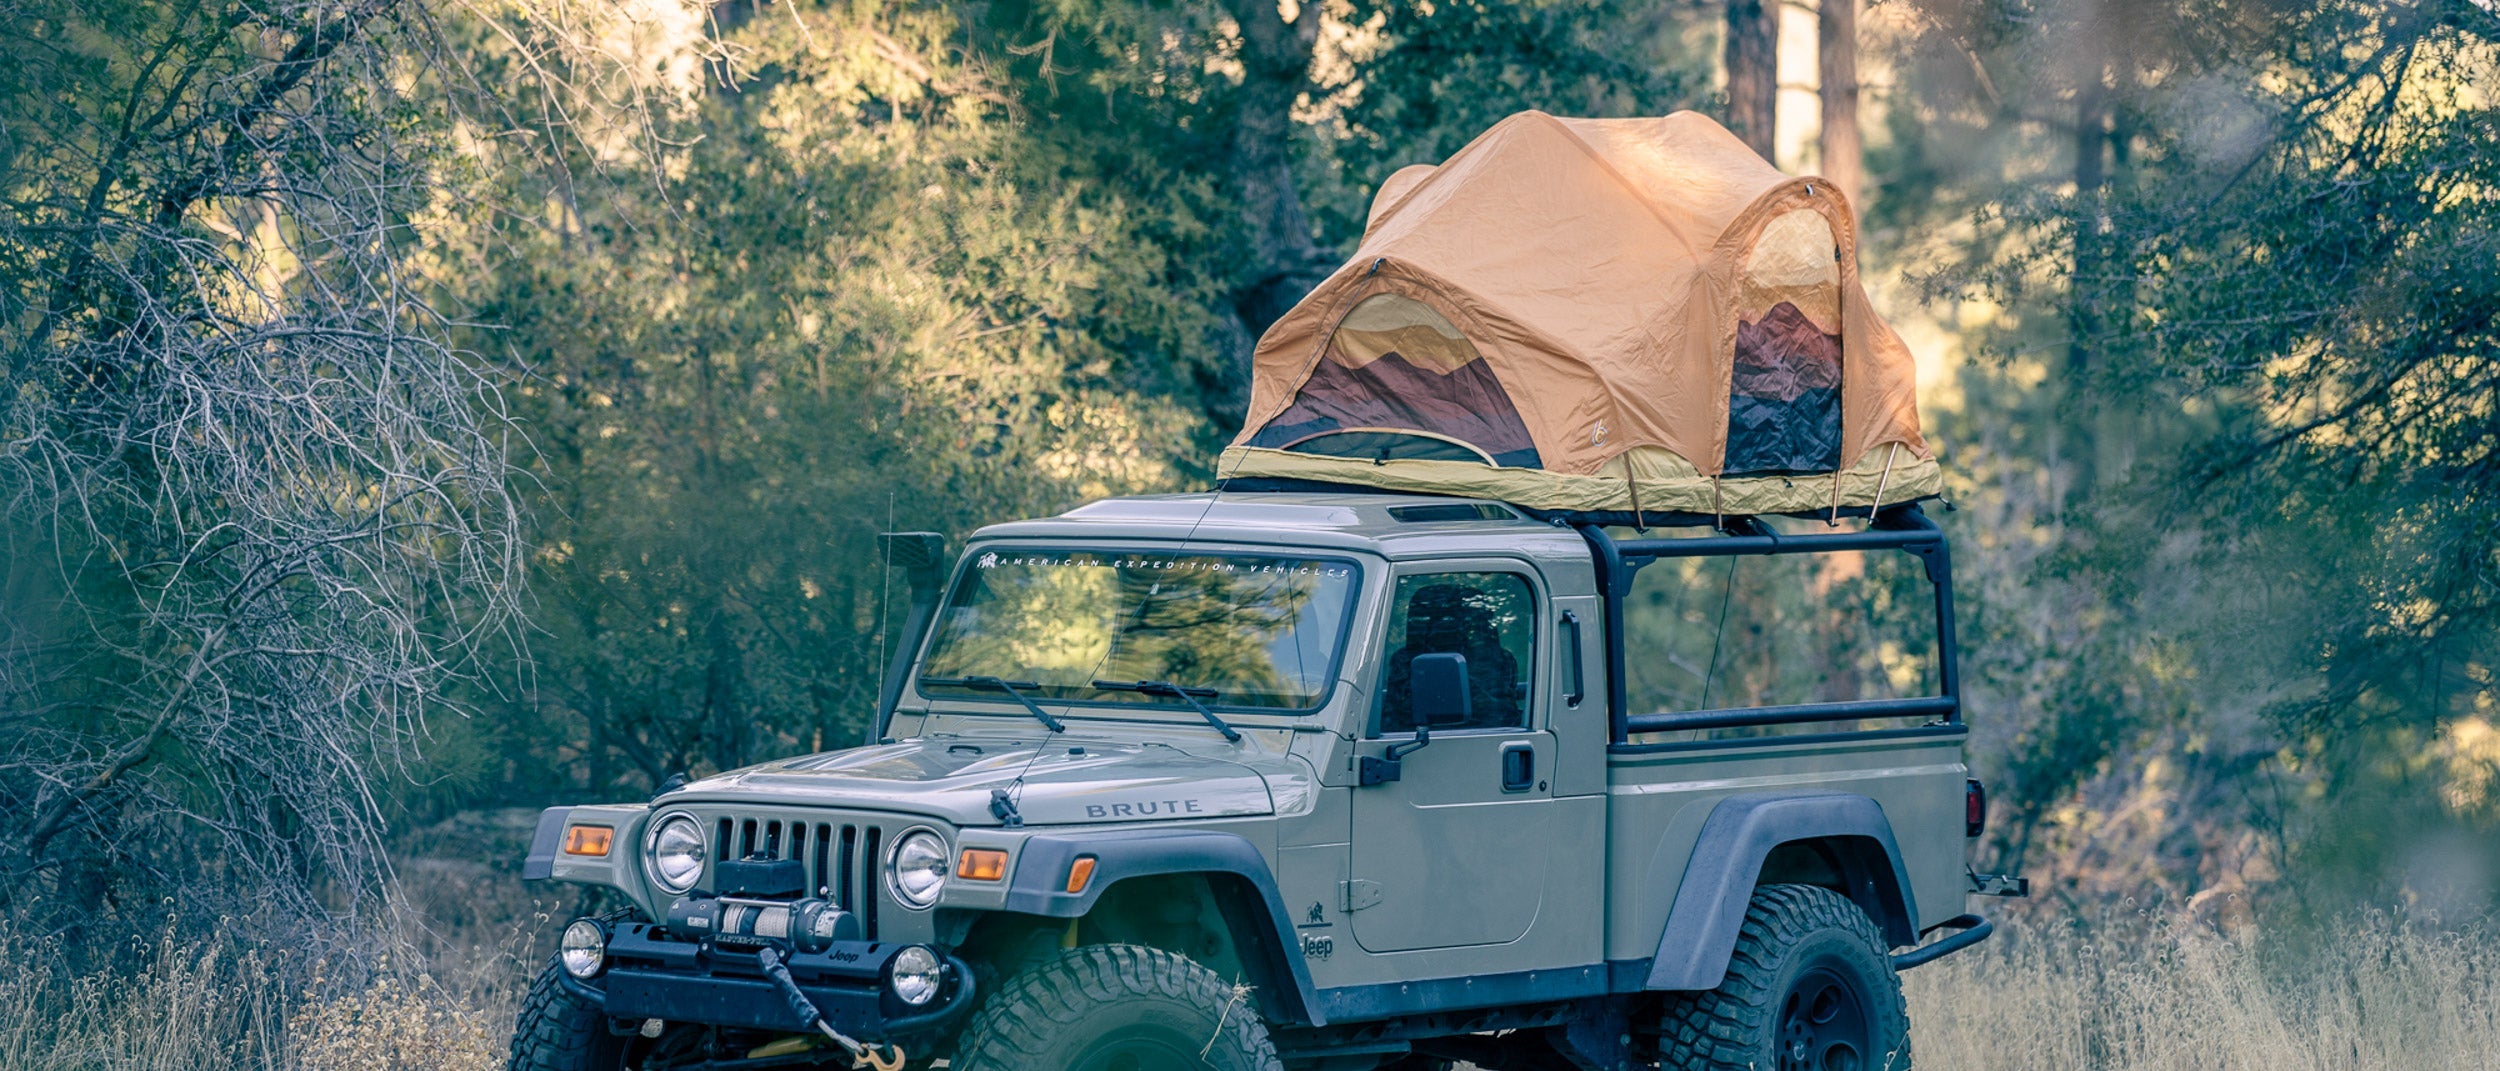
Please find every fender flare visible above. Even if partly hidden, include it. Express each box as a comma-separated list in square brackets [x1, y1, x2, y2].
[1000, 829, 1324, 1026]
[1645, 791, 1920, 991]
[522, 806, 572, 881]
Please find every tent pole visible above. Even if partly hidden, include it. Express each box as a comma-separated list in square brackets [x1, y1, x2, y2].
[1872, 443, 1901, 511]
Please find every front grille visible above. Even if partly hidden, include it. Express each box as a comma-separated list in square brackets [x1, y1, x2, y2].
[702, 812, 891, 938]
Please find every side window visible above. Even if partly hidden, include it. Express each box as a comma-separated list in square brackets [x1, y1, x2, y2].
[1374, 572, 1536, 734]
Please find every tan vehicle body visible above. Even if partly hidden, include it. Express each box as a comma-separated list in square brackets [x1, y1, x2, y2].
[521, 492, 2009, 1069]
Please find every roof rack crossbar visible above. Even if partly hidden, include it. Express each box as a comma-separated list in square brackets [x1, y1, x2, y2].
[1625, 696, 1957, 735]
[1603, 506, 1941, 562]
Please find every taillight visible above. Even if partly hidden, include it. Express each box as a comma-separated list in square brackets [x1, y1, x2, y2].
[1965, 779, 1987, 838]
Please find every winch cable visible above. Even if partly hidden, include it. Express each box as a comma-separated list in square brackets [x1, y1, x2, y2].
[754, 946, 904, 1071]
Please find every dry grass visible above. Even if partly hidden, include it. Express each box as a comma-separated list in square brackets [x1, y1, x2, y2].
[3, 909, 2494, 1069]
[1906, 912, 2500, 1070]
[286, 973, 504, 1071]
[0, 930, 514, 1071]
[0, 935, 281, 1071]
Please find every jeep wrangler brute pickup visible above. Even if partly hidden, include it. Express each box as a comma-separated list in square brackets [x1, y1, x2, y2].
[507, 492, 2027, 1071]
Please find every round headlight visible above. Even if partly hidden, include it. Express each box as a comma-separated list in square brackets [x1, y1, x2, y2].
[885, 829, 949, 909]
[888, 944, 942, 1006]
[645, 812, 707, 895]
[559, 918, 608, 980]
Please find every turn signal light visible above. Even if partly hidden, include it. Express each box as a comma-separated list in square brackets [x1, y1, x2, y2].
[562, 825, 614, 857]
[958, 848, 1009, 882]
[1065, 856, 1098, 894]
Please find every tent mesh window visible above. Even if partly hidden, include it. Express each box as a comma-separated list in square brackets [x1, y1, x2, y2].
[1248, 292, 1543, 468]
[1725, 209, 1844, 476]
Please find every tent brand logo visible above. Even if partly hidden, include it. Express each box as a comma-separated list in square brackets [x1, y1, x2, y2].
[977, 552, 999, 569]
[1592, 421, 1608, 446]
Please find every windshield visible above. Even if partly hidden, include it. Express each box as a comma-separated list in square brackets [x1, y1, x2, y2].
[917, 548, 1361, 711]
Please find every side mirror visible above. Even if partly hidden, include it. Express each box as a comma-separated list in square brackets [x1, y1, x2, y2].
[1360, 653, 1472, 787]
[1409, 652, 1472, 728]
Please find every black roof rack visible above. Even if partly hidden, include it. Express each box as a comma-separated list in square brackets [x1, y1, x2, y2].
[1575, 503, 1962, 747]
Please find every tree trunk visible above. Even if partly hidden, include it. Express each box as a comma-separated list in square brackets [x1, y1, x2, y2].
[1218, 0, 1333, 411]
[2075, 79, 2107, 196]
[2068, 32, 2109, 379]
[1725, 0, 1779, 160]
[1817, 0, 1861, 206]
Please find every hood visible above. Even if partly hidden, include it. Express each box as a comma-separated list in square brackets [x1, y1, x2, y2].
[662, 735, 1306, 827]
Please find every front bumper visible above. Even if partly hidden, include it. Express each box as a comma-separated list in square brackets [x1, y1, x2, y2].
[570, 923, 976, 1041]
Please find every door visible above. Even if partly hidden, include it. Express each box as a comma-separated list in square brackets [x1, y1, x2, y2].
[1348, 567, 1556, 953]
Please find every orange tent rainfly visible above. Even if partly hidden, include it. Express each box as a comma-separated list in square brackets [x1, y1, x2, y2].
[1218, 110, 1941, 518]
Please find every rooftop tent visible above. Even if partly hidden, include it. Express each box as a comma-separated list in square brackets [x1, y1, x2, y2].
[1219, 110, 1942, 518]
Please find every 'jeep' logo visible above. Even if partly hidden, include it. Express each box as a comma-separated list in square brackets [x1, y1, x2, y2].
[1085, 799, 1206, 819]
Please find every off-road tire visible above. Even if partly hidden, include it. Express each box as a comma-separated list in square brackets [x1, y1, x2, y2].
[950, 943, 1286, 1071]
[507, 960, 628, 1071]
[1656, 883, 1910, 1071]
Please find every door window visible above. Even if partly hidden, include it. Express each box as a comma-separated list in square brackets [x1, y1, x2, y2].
[1374, 572, 1536, 734]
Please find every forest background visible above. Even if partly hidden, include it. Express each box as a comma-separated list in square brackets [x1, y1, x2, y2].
[4, 0, 2499, 1065]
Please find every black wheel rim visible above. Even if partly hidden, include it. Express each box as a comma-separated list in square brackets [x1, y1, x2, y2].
[1777, 963, 1871, 1071]
[1073, 1026, 1208, 1071]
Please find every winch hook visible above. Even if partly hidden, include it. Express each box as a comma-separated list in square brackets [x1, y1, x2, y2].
[851, 1043, 906, 1071]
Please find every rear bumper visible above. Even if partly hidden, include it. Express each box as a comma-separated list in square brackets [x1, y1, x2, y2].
[571, 923, 976, 1041]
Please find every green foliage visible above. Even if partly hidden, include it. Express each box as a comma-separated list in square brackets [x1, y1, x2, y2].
[1894, 0, 2500, 908]
[420, 1, 1230, 797]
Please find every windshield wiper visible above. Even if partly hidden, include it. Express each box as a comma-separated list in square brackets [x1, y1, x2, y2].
[920, 676, 1065, 733]
[1091, 679, 1243, 743]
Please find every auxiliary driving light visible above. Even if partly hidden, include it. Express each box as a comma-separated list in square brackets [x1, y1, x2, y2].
[559, 918, 608, 980]
[888, 944, 942, 1006]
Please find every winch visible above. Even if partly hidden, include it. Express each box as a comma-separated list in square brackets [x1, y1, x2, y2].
[662, 855, 860, 952]
[639, 855, 910, 1069]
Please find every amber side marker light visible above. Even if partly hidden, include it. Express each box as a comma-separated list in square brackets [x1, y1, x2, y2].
[561, 825, 614, 857]
[1065, 856, 1098, 894]
[959, 848, 1009, 882]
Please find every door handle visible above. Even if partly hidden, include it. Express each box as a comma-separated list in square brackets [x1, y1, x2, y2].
[1500, 742, 1535, 793]
[1559, 610, 1585, 707]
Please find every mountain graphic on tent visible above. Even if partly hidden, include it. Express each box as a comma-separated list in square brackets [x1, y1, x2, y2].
[1219, 109, 1941, 520]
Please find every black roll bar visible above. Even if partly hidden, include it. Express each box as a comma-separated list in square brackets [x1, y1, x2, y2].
[1574, 504, 1963, 746]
